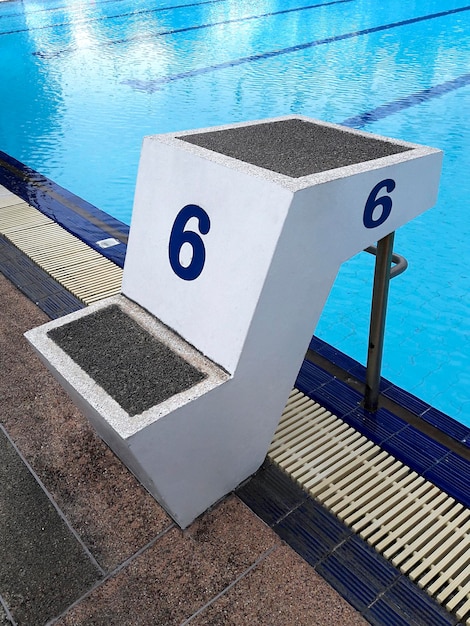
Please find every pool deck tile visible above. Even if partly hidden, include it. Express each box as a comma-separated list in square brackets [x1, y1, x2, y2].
[56, 497, 284, 626]
[0, 428, 102, 625]
[186, 544, 368, 626]
[0, 272, 172, 574]
[0, 605, 10, 626]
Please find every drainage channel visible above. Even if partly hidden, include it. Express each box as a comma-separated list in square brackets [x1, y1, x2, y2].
[0, 192, 122, 304]
[269, 389, 470, 624]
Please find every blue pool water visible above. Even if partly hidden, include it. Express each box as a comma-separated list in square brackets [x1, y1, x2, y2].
[0, 0, 469, 423]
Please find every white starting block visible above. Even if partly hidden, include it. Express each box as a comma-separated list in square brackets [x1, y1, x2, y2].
[25, 117, 442, 528]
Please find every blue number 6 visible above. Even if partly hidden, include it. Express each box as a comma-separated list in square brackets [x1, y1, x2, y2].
[169, 204, 210, 280]
[363, 179, 396, 228]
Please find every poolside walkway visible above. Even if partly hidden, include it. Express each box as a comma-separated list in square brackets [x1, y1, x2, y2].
[0, 270, 368, 625]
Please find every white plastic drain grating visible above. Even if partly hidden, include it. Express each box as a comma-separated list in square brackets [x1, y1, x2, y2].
[269, 388, 470, 624]
[0, 192, 122, 304]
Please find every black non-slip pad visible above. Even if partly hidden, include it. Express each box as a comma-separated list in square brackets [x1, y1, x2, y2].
[48, 305, 206, 416]
[181, 118, 410, 178]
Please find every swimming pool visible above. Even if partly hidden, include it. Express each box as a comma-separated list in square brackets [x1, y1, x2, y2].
[0, 0, 469, 423]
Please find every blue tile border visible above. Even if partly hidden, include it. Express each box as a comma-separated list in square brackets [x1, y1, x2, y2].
[310, 377, 363, 416]
[296, 358, 334, 394]
[235, 459, 308, 527]
[424, 453, 470, 506]
[237, 461, 460, 626]
[309, 335, 360, 372]
[0, 236, 84, 318]
[422, 406, 470, 445]
[380, 425, 450, 474]
[309, 334, 396, 391]
[382, 384, 430, 417]
[341, 405, 408, 446]
[367, 576, 458, 626]
[317, 550, 392, 613]
[275, 498, 352, 566]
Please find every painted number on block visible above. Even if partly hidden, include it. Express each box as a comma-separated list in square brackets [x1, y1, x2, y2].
[363, 179, 396, 228]
[169, 204, 211, 280]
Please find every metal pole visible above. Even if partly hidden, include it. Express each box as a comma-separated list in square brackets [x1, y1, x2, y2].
[364, 232, 395, 412]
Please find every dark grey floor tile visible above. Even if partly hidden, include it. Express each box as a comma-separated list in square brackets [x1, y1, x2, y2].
[0, 428, 101, 625]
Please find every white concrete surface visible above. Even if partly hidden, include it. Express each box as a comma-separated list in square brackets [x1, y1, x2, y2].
[26, 116, 442, 527]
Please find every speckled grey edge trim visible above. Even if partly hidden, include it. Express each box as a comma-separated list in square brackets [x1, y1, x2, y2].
[151, 115, 441, 191]
[25, 295, 230, 439]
